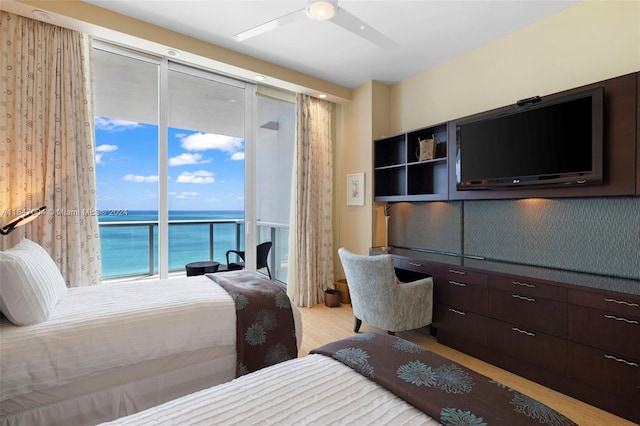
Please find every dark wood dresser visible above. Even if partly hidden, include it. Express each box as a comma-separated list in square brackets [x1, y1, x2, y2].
[371, 247, 640, 423]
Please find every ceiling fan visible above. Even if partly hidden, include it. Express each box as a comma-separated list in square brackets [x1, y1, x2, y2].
[232, 0, 399, 50]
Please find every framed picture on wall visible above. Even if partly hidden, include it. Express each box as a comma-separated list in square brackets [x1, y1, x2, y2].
[347, 173, 365, 206]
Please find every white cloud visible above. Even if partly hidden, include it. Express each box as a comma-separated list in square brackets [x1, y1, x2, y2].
[180, 133, 243, 155]
[96, 144, 118, 152]
[124, 174, 159, 183]
[176, 192, 198, 199]
[169, 153, 210, 167]
[230, 152, 245, 161]
[176, 170, 215, 184]
[95, 116, 141, 131]
[95, 144, 119, 165]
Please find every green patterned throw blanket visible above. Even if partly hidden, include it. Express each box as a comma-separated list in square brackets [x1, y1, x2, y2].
[311, 333, 576, 426]
[208, 271, 297, 377]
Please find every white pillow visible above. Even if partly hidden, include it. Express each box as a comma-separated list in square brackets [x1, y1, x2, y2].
[0, 238, 68, 325]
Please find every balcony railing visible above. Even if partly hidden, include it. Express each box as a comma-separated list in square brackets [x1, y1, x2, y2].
[99, 219, 288, 283]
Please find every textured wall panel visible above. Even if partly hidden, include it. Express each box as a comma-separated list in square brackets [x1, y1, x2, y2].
[464, 197, 640, 279]
[388, 201, 463, 255]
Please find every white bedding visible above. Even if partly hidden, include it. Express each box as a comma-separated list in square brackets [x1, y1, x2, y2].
[0, 275, 303, 425]
[104, 354, 438, 426]
[0, 275, 235, 402]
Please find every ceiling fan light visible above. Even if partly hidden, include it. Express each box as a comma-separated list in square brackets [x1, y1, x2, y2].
[306, 1, 336, 21]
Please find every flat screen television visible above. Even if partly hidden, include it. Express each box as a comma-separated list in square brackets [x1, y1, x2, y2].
[455, 86, 604, 190]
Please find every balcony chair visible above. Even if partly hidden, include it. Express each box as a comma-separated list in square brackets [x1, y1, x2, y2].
[222, 241, 273, 279]
[337, 247, 433, 335]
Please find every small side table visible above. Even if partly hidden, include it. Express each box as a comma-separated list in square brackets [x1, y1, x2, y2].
[185, 261, 220, 276]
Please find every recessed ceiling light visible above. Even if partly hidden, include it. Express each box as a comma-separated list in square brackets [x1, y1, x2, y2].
[165, 49, 180, 58]
[32, 10, 53, 21]
[254, 75, 266, 81]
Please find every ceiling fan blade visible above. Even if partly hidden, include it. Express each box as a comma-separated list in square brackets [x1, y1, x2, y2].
[330, 7, 399, 50]
[233, 8, 307, 42]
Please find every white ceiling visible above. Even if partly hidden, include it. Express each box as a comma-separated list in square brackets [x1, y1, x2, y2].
[78, 0, 579, 89]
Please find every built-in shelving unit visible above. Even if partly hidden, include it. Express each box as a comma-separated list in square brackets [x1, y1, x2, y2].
[374, 72, 639, 203]
[374, 123, 448, 201]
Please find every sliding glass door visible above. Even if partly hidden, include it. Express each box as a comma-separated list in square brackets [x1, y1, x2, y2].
[93, 43, 258, 280]
[93, 46, 160, 279]
[255, 94, 295, 282]
[166, 64, 249, 273]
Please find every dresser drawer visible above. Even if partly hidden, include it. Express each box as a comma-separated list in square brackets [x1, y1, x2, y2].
[439, 267, 488, 286]
[392, 257, 432, 275]
[491, 276, 566, 301]
[568, 304, 640, 359]
[434, 303, 487, 346]
[569, 289, 640, 318]
[434, 275, 487, 315]
[488, 319, 566, 373]
[567, 341, 640, 399]
[489, 288, 567, 337]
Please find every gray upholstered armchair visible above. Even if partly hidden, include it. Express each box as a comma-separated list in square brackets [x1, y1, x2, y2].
[337, 248, 433, 335]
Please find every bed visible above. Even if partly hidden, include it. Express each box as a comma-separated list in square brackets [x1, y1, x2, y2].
[104, 333, 577, 426]
[0, 258, 302, 426]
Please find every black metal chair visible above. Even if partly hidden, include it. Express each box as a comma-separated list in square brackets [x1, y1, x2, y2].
[224, 241, 273, 279]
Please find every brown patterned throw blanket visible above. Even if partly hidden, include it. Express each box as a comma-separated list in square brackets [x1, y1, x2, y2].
[311, 333, 576, 426]
[208, 271, 297, 377]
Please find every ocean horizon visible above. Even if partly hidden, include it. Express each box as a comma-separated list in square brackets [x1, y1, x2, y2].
[99, 210, 245, 278]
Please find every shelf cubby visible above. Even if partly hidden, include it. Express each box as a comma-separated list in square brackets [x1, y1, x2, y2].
[374, 122, 448, 201]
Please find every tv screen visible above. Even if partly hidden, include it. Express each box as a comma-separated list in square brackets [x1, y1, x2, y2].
[456, 87, 604, 190]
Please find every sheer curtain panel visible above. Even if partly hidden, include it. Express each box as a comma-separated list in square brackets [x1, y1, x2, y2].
[0, 12, 102, 286]
[287, 94, 334, 307]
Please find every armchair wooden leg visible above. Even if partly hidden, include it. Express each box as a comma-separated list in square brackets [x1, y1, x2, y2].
[354, 317, 362, 333]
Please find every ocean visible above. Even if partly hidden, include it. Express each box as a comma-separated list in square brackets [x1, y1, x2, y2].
[99, 210, 245, 279]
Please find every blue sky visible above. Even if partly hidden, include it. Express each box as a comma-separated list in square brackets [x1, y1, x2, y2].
[95, 117, 245, 211]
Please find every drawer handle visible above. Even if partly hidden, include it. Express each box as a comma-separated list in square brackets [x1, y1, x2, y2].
[512, 294, 536, 302]
[448, 308, 466, 316]
[604, 354, 639, 367]
[511, 327, 535, 337]
[604, 314, 639, 325]
[512, 280, 535, 288]
[604, 298, 639, 308]
[448, 280, 467, 287]
[408, 262, 423, 267]
[448, 269, 467, 275]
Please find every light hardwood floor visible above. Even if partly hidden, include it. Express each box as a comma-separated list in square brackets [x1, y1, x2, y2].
[297, 303, 637, 426]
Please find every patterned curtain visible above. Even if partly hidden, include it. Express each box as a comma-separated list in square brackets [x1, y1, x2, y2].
[0, 12, 102, 286]
[287, 94, 334, 307]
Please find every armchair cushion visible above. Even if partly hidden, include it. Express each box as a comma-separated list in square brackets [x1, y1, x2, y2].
[338, 248, 433, 333]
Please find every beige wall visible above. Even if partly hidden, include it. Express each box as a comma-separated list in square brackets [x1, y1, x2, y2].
[370, 82, 392, 251]
[340, 0, 640, 255]
[334, 81, 390, 279]
[389, 0, 640, 133]
[338, 82, 375, 258]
